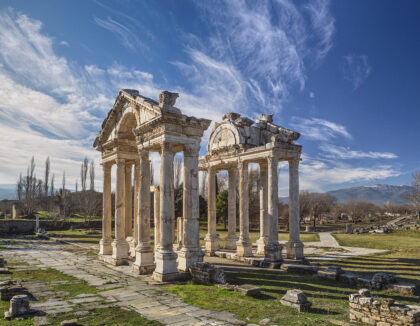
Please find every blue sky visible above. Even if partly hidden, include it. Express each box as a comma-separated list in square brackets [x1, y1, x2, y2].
[0, 0, 418, 195]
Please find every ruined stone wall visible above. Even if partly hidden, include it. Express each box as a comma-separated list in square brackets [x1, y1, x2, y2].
[349, 290, 420, 326]
[0, 220, 103, 235]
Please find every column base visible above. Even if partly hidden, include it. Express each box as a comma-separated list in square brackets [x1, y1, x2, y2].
[236, 239, 253, 257]
[286, 241, 304, 260]
[204, 234, 219, 253]
[177, 248, 204, 271]
[256, 237, 268, 255]
[112, 239, 129, 261]
[224, 234, 238, 250]
[264, 243, 283, 262]
[152, 271, 190, 282]
[154, 249, 178, 276]
[99, 238, 112, 255]
[126, 236, 136, 258]
[132, 245, 155, 274]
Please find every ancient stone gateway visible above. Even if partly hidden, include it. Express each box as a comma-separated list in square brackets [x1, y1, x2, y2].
[93, 89, 210, 281]
[94, 90, 304, 282]
[199, 112, 304, 261]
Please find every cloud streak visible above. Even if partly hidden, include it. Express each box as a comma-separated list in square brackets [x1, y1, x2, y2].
[291, 117, 352, 141]
[319, 144, 397, 160]
[342, 54, 372, 89]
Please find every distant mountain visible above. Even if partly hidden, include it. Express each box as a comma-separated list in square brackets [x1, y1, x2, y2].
[326, 184, 415, 206]
[0, 185, 16, 200]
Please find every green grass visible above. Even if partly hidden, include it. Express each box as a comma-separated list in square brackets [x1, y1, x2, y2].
[52, 230, 102, 244]
[49, 281, 99, 298]
[48, 306, 162, 325]
[12, 268, 77, 283]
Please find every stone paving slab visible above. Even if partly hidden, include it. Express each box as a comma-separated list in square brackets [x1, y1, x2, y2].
[1, 239, 243, 325]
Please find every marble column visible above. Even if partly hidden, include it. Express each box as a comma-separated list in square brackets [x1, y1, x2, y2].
[153, 143, 179, 281]
[111, 158, 129, 265]
[178, 143, 204, 271]
[124, 163, 133, 238]
[133, 151, 155, 274]
[204, 167, 219, 253]
[256, 162, 269, 255]
[153, 186, 161, 251]
[236, 161, 252, 257]
[264, 156, 282, 261]
[225, 168, 238, 250]
[133, 159, 140, 245]
[99, 163, 112, 255]
[286, 159, 304, 260]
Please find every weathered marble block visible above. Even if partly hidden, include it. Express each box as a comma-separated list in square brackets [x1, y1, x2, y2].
[234, 284, 261, 296]
[189, 262, 226, 285]
[280, 289, 312, 312]
[4, 295, 30, 320]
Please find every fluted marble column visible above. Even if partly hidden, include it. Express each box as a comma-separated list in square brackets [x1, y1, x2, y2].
[178, 142, 204, 271]
[264, 156, 282, 262]
[99, 163, 112, 255]
[286, 159, 304, 259]
[111, 158, 129, 265]
[237, 161, 252, 257]
[133, 151, 154, 274]
[133, 159, 140, 245]
[125, 163, 133, 238]
[153, 186, 161, 251]
[153, 143, 179, 281]
[204, 167, 219, 253]
[225, 168, 238, 250]
[256, 162, 268, 255]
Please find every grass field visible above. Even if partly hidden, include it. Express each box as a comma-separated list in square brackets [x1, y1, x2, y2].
[167, 230, 420, 325]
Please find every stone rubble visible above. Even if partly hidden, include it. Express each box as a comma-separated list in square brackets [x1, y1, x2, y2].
[280, 289, 312, 312]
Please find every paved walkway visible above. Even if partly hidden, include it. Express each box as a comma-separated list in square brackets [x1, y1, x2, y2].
[304, 232, 387, 261]
[1, 239, 244, 326]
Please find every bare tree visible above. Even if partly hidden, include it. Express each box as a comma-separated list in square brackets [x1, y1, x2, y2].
[89, 160, 95, 191]
[174, 156, 182, 188]
[62, 171, 66, 193]
[408, 171, 420, 217]
[23, 156, 37, 214]
[44, 156, 50, 197]
[16, 173, 23, 201]
[75, 179, 78, 193]
[80, 157, 88, 192]
[310, 193, 336, 228]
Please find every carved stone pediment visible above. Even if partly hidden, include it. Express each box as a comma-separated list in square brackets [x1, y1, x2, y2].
[158, 91, 179, 108]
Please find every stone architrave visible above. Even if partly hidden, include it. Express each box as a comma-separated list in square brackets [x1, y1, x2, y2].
[264, 155, 282, 262]
[99, 163, 112, 255]
[153, 186, 161, 251]
[133, 151, 154, 274]
[153, 143, 179, 281]
[236, 161, 252, 257]
[256, 162, 268, 255]
[111, 158, 129, 265]
[286, 159, 304, 259]
[204, 167, 219, 253]
[178, 142, 204, 271]
[225, 168, 238, 250]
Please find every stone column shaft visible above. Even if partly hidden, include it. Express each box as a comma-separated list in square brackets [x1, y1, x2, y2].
[99, 163, 112, 255]
[153, 186, 161, 251]
[286, 159, 304, 260]
[133, 151, 154, 274]
[124, 163, 133, 238]
[237, 161, 252, 257]
[225, 168, 238, 250]
[204, 167, 219, 252]
[264, 156, 282, 262]
[111, 158, 129, 264]
[133, 160, 140, 244]
[178, 142, 204, 271]
[256, 162, 268, 255]
[153, 143, 179, 281]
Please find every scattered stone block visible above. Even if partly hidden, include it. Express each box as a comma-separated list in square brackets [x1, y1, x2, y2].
[338, 272, 358, 286]
[280, 289, 312, 312]
[389, 282, 417, 296]
[356, 277, 372, 289]
[0, 281, 29, 301]
[216, 283, 235, 291]
[259, 318, 271, 325]
[189, 262, 226, 285]
[0, 255, 5, 267]
[234, 284, 261, 296]
[280, 263, 318, 274]
[4, 294, 30, 320]
[371, 272, 396, 290]
[60, 319, 79, 326]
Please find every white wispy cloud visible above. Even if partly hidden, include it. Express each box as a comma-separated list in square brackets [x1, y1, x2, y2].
[319, 144, 397, 160]
[290, 117, 352, 141]
[175, 0, 335, 114]
[342, 54, 372, 89]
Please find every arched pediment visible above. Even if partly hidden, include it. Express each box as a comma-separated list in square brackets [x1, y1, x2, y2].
[208, 122, 244, 154]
